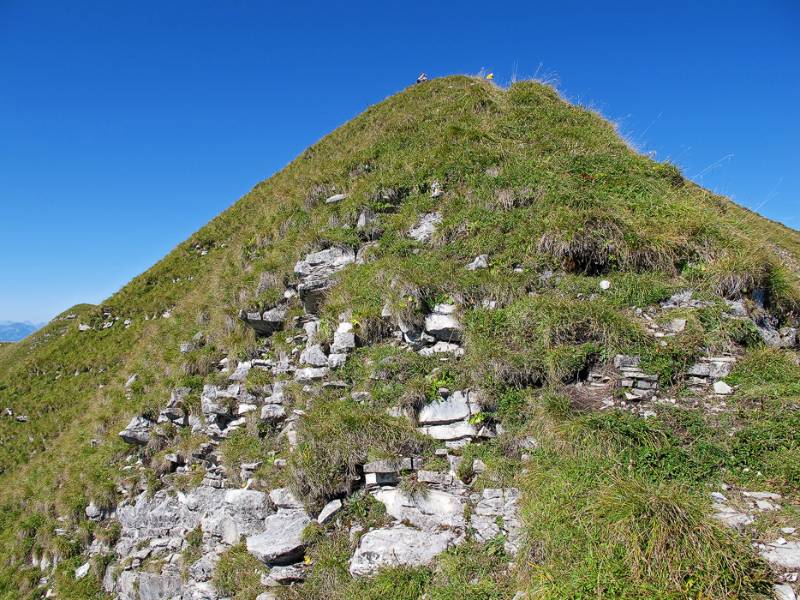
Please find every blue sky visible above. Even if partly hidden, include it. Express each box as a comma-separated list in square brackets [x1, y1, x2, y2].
[1, 1, 798, 323]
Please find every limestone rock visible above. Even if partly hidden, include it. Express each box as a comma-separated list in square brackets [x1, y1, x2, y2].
[418, 392, 471, 425]
[295, 367, 329, 382]
[373, 488, 465, 530]
[261, 404, 287, 423]
[408, 212, 442, 243]
[202, 489, 270, 545]
[424, 304, 463, 343]
[761, 540, 800, 570]
[713, 380, 733, 395]
[300, 344, 328, 367]
[269, 488, 304, 510]
[119, 415, 154, 445]
[470, 488, 522, 554]
[240, 305, 287, 336]
[349, 525, 458, 577]
[331, 322, 356, 354]
[419, 341, 465, 357]
[419, 421, 477, 441]
[774, 584, 798, 600]
[137, 571, 182, 600]
[75, 561, 90, 580]
[294, 247, 356, 281]
[317, 499, 343, 524]
[466, 254, 489, 270]
[246, 508, 310, 565]
[294, 247, 356, 312]
[325, 193, 347, 204]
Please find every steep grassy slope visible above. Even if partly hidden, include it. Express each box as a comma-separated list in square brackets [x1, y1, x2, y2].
[1, 75, 799, 599]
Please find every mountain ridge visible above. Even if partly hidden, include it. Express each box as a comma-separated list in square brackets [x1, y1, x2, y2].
[1, 75, 799, 599]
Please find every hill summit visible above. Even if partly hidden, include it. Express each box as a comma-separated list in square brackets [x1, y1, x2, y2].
[1, 75, 799, 600]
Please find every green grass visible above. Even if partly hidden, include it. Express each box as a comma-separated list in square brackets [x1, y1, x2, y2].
[0, 74, 798, 598]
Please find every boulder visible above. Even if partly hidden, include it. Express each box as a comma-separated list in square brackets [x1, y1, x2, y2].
[246, 508, 310, 565]
[328, 353, 347, 368]
[269, 488, 304, 510]
[419, 421, 477, 441]
[713, 380, 733, 395]
[262, 564, 307, 585]
[240, 305, 287, 336]
[419, 341, 464, 357]
[119, 416, 154, 445]
[294, 247, 356, 313]
[774, 584, 798, 600]
[325, 193, 347, 204]
[331, 322, 356, 354]
[75, 561, 90, 580]
[300, 344, 328, 367]
[418, 392, 471, 425]
[294, 247, 355, 280]
[424, 305, 463, 343]
[201, 384, 236, 417]
[202, 489, 270, 545]
[261, 404, 287, 423]
[373, 488, 465, 530]
[295, 367, 329, 382]
[349, 525, 458, 576]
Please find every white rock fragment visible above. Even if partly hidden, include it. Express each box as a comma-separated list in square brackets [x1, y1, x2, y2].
[325, 193, 347, 204]
[713, 380, 733, 395]
[317, 499, 343, 524]
[75, 562, 91, 580]
[408, 212, 442, 243]
[466, 254, 489, 271]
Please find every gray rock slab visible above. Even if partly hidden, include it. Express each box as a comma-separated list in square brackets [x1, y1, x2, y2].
[349, 525, 458, 577]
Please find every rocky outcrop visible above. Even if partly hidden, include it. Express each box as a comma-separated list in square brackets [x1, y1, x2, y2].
[119, 416, 154, 445]
[471, 488, 523, 554]
[294, 247, 355, 312]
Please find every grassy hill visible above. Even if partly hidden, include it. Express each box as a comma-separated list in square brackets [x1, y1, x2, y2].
[1, 75, 799, 599]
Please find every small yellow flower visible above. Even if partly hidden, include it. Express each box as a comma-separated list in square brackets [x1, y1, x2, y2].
[486, 73, 494, 80]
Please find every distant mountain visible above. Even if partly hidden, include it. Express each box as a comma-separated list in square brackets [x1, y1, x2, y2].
[0, 320, 43, 342]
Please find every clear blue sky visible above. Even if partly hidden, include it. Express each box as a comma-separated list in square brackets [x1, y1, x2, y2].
[1, 1, 798, 323]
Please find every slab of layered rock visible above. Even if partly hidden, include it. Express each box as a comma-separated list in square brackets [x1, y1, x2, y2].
[419, 421, 477, 441]
[137, 571, 182, 600]
[761, 540, 800, 570]
[373, 488, 465, 530]
[240, 305, 287, 336]
[119, 416, 154, 445]
[246, 507, 310, 565]
[202, 489, 270, 545]
[349, 525, 459, 576]
[294, 247, 355, 312]
[424, 304, 463, 343]
[418, 392, 471, 425]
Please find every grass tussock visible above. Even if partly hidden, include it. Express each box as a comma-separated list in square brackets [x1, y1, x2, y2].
[289, 400, 431, 508]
